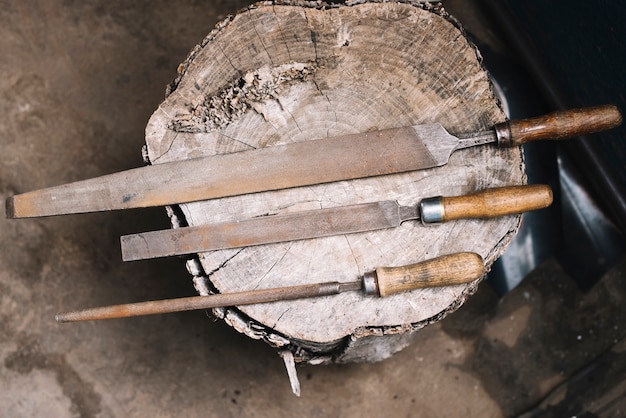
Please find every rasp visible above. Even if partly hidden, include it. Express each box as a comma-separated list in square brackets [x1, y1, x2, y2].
[6, 105, 620, 218]
[55, 252, 485, 322]
[120, 185, 553, 261]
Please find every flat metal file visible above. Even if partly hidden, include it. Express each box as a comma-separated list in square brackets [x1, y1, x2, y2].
[120, 185, 553, 261]
[6, 105, 619, 218]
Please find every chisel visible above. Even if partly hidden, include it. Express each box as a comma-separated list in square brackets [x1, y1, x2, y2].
[55, 252, 485, 323]
[120, 185, 553, 261]
[6, 105, 620, 218]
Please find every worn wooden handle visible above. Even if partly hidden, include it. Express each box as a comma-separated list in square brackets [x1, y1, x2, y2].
[495, 105, 622, 147]
[439, 184, 553, 222]
[374, 252, 484, 297]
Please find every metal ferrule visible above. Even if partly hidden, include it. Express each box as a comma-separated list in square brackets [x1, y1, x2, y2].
[494, 121, 512, 147]
[419, 196, 444, 224]
[362, 271, 380, 296]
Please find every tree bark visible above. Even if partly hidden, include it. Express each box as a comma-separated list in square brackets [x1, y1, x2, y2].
[143, 1, 524, 364]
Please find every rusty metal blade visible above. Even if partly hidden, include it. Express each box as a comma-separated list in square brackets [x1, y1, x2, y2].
[6, 124, 463, 218]
[121, 200, 412, 261]
[55, 280, 362, 322]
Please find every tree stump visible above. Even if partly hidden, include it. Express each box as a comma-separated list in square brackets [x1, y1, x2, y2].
[143, 1, 524, 364]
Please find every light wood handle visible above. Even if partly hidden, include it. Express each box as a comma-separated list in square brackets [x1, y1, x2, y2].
[374, 252, 484, 297]
[495, 105, 622, 147]
[440, 185, 553, 222]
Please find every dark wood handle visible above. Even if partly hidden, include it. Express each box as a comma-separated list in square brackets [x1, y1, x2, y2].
[374, 252, 485, 297]
[495, 105, 622, 147]
[441, 185, 553, 222]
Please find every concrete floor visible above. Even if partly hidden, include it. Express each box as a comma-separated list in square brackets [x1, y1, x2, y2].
[1, 1, 625, 417]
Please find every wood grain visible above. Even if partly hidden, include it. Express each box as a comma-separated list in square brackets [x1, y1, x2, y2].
[441, 185, 553, 222]
[375, 252, 484, 297]
[143, 1, 523, 363]
[496, 105, 622, 146]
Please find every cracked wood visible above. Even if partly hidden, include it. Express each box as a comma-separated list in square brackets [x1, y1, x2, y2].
[143, 1, 524, 362]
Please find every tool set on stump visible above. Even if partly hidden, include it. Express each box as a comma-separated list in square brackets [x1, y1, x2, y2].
[5, 1, 623, 395]
[7, 106, 620, 319]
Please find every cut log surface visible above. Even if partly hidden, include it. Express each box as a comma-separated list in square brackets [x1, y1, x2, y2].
[144, 1, 523, 363]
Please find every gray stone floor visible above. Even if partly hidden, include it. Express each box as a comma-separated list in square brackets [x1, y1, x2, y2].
[1, 1, 625, 417]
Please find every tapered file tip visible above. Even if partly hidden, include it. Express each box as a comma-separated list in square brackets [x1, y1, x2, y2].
[5, 195, 33, 219]
[5, 196, 16, 219]
[4, 193, 53, 218]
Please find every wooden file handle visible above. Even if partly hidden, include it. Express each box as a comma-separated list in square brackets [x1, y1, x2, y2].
[373, 252, 484, 297]
[494, 105, 622, 147]
[440, 184, 553, 222]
